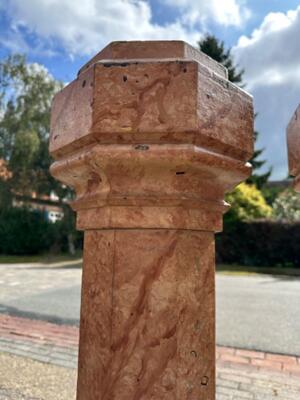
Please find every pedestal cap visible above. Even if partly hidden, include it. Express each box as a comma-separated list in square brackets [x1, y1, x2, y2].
[50, 40, 254, 231]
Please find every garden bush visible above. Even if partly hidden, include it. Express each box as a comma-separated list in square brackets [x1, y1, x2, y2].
[0, 207, 82, 255]
[273, 189, 300, 222]
[225, 182, 272, 223]
[0, 207, 55, 254]
[217, 219, 300, 267]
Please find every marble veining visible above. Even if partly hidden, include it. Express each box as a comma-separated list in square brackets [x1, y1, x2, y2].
[49, 41, 254, 400]
[77, 230, 215, 400]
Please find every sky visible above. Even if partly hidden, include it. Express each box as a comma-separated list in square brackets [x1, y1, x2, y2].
[1, 0, 300, 180]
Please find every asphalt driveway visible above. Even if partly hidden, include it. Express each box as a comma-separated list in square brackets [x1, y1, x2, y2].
[0, 261, 299, 356]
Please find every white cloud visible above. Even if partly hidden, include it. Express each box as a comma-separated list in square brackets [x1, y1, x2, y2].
[234, 7, 300, 180]
[2, 0, 297, 181]
[235, 8, 300, 89]
[1, 0, 196, 56]
[2, 0, 249, 56]
[163, 0, 250, 27]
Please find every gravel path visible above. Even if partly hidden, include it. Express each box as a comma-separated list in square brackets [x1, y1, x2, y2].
[0, 352, 76, 400]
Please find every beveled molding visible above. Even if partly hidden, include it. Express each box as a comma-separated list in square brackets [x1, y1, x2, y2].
[50, 43, 253, 162]
[287, 104, 300, 191]
[49, 41, 254, 231]
[50, 143, 251, 231]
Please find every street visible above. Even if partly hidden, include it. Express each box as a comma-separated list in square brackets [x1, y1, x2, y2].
[217, 274, 300, 356]
[0, 261, 299, 356]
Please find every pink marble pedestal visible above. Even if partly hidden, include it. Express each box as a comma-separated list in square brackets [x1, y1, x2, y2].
[49, 41, 254, 400]
[287, 104, 300, 191]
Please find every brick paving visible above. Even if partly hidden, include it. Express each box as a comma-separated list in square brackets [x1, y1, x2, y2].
[0, 314, 300, 399]
[217, 346, 300, 377]
[0, 314, 78, 369]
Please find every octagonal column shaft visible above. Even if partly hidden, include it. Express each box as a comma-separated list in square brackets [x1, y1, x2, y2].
[49, 41, 254, 400]
[287, 104, 300, 191]
[78, 229, 215, 399]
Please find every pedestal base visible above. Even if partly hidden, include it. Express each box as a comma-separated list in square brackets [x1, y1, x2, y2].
[77, 229, 215, 399]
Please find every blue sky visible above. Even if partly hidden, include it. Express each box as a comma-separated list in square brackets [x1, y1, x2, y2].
[1, 0, 300, 180]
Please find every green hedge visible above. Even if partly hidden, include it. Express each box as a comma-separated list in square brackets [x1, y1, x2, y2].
[2, 206, 299, 266]
[0, 207, 82, 255]
[216, 220, 300, 267]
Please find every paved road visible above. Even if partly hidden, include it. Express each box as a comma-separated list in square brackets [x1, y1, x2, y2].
[0, 261, 299, 355]
[217, 274, 300, 356]
[0, 261, 82, 326]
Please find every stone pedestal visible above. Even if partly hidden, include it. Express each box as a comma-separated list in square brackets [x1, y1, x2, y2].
[49, 41, 254, 399]
[287, 104, 300, 191]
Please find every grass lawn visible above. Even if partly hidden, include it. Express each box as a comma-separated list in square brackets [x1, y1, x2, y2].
[0, 251, 82, 264]
[217, 264, 300, 277]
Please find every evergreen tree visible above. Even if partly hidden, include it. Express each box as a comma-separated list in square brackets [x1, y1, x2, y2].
[199, 34, 243, 84]
[199, 34, 271, 188]
[246, 131, 272, 189]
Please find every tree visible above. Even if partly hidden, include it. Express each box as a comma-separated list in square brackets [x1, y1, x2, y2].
[0, 54, 64, 198]
[199, 35, 272, 188]
[246, 131, 272, 189]
[273, 189, 300, 222]
[199, 34, 243, 84]
[0, 54, 79, 254]
[0, 158, 12, 208]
